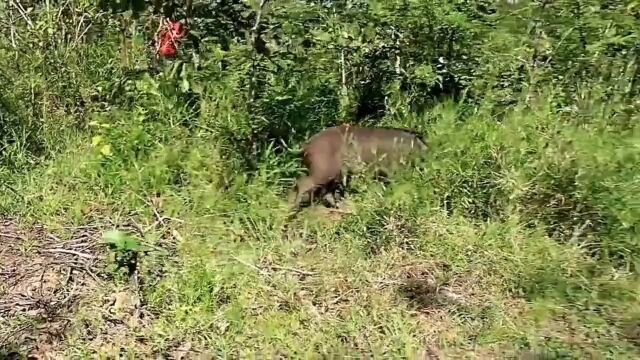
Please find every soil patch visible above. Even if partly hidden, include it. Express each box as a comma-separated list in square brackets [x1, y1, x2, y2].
[0, 218, 106, 358]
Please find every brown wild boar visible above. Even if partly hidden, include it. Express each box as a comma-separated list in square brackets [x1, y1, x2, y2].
[290, 123, 428, 210]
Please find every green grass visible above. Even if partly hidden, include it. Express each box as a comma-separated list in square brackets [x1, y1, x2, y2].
[3, 94, 639, 358]
[2, 1, 639, 357]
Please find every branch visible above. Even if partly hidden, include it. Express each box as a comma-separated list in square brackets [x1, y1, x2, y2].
[233, 256, 271, 277]
[248, 0, 271, 101]
[269, 265, 316, 276]
[9, 0, 33, 29]
[341, 48, 347, 94]
[42, 248, 97, 259]
[251, 0, 269, 33]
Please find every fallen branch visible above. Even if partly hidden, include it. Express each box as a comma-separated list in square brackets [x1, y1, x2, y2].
[233, 256, 271, 277]
[269, 264, 316, 276]
[128, 217, 146, 237]
[62, 224, 104, 230]
[143, 219, 163, 234]
[328, 289, 356, 305]
[42, 248, 96, 259]
[47, 233, 63, 243]
[74, 264, 101, 284]
[0, 323, 30, 347]
[133, 193, 184, 226]
[0, 232, 25, 240]
[251, 0, 269, 33]
[0, 299, 39, 312]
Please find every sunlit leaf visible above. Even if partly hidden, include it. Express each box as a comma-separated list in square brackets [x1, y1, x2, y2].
[91, 135, 103, 147]
[100, 144, 112, 156]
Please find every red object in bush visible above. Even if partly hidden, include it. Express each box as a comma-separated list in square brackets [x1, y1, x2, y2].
[169, 20, 188, 40]
[156, 20, 188, 59]
[158, 36, 178, 58]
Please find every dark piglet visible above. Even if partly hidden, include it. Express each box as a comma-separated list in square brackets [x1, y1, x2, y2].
[290, 124, 427, 210]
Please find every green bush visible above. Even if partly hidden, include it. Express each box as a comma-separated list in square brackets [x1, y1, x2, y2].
[2, 0, 640, 357]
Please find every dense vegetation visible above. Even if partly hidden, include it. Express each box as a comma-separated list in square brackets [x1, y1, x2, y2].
[1, 0, 640, 357]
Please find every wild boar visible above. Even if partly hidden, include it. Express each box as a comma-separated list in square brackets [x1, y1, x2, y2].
[290, 123, 427, 210]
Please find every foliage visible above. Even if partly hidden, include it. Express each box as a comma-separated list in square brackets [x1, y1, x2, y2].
[1, 0, 640, 357]
[103, 229, 145, 279]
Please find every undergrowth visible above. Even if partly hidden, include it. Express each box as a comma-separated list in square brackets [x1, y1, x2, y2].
[1, 0, 639, 358]
[3, 94, 639, 357]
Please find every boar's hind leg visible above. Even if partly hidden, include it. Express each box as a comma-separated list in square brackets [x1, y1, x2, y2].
[293, 160, 341, 210]
[374, 168, 391, 185]
[322, 191, 337, 207]
[322, 178, 344, 207]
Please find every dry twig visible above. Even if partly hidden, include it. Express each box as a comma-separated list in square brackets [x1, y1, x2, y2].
[269, 265, 316, 276]
[9, 0, 33, 29]
[233, 256, 271, 277]
[42, 248, 97, 259]
[0, 232, 25, 240]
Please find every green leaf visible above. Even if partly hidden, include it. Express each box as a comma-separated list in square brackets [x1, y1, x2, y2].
[122, 237, 141, 251]
[103, 230, 140, 251]
[100, 144, 112, 156]
[312, 30, 332, 43]
[103, 230, 125, 246]
[181, 77, 190, 92]
[91, 135, 103, 147]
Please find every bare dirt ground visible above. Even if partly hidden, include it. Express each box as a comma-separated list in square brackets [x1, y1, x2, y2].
[0, 209, 203, 359]
[0, 217, 107, 358]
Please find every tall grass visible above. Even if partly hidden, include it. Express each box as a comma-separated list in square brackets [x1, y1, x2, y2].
[3, 88, 639, 356]
[1, 0, 639, 357]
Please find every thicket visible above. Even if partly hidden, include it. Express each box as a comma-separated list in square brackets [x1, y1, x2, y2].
[2, 0, 640, 356]
[2, 0, 638, 265]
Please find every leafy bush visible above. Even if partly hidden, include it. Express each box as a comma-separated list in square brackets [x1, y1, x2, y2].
[1, 0, 640, 357]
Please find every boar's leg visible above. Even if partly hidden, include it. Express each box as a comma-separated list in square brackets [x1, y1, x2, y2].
[292, 157, 341, 210]
[322, 191, 337, 207]
[374, 168, 391, 186]
[292, 176, 337, 210]
[375, 168, 390, 181]
[292, 176, 317, 210]
[321, 177, 344, 207]
[294, 179, 340, 209]
[309, 182, 335, 207]
[341, 172, 352, 193]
